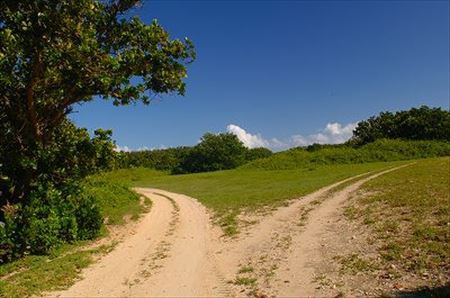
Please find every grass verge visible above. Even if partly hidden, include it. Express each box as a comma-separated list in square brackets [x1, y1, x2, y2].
[0, 242, 116, 298]
[83, 175, 147, 225]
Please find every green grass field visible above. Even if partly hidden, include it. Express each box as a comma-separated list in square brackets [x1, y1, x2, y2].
[98, 160, 408, 234]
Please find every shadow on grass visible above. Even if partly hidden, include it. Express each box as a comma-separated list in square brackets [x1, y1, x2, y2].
[396, 283, 450, 298]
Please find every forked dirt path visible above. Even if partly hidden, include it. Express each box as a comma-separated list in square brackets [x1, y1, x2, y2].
[49, 165, 407, 297]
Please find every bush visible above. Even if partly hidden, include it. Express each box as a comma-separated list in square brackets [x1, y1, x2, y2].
[0, 118, 115, 263]
[120, 147, 192, 171]
[0, 181, 103, 263]
[75, 195, 102, 240]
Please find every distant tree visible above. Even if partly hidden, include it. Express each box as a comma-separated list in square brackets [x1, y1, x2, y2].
[350, 106, 450, 146]
[245, 147, 273, 161]
[122, 147, 192, 171]
[120, 145, 272, 173]
[176, 133, 247, 173]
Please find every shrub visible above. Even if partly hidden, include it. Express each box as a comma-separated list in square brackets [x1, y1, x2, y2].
[75, 195, 102, 240]
[120, 147, 192, 171]
[0, 181, 103, 263]
[0, 118, 116, 263]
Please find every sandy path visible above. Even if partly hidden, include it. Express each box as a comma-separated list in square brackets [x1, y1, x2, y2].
[47, 165, 407, 297]
[50, 188, 225, 297]
[128, 189, 227, 297]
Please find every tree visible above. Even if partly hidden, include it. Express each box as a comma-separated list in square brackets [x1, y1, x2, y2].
[0, 0, 195, 261]
[176, 133, 247, 173]
[350, 106, 450, 146]
[121, 146, 192, 171]
[0, 0, 195, 204]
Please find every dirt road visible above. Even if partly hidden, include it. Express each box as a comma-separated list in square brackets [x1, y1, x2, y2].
[50, 166, 406, 297]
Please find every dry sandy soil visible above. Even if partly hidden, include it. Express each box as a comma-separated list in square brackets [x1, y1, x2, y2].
[47, 166, 409, 297]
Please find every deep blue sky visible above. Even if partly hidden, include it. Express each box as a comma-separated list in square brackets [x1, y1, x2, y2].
[71, 0, 450, 150]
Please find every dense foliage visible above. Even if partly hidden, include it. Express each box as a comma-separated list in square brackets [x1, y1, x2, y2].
[0, 0, 194, 262]
[350, 106, 450, 146]
[244, 147, 273, 161]
[119, 146, 192, 171]
[244, 139, 450, 170]
[175, 133, 248, 173]
[0, 120, 117, 261]
[119, 135, 273, 174]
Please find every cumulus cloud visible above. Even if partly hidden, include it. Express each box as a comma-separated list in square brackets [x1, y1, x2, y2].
[114, 145, 131, 152]
[226, 122, 356, 151]
[114, 145, 163, 152]
[291, 122, 356, 147]
[226, 124, 270, 148]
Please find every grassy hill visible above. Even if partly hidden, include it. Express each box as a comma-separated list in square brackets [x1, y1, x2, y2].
[243, 139, 450, 170]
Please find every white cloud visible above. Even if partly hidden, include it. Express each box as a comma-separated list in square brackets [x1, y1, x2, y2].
[226, 122, 356, 151]
[116, 122, 356, 153]
[114, 145, 131, 152]
[293, 122, 356, 146]
[114, 145, 164, 152]
[226, 124, 269, 148]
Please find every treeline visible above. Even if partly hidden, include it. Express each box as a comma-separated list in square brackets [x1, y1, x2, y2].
[350, 106, 449, 145]
[118, 133, 273, 174]
[118, 105, 449, 174]
[245, 106, 450, 170]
